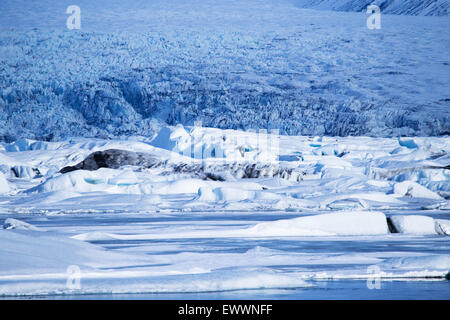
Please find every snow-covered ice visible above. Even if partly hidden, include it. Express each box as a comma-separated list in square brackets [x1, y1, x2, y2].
[389, 215, 438, 235]
[0, 126, 448, 214]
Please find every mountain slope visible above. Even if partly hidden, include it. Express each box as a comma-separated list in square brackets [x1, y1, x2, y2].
[290, 0, 450, 16]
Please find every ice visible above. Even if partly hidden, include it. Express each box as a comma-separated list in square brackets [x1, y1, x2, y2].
[209, 187, 256, 202]
[1, 1, 450, 140]
[150, 126, 181, 152]
[3, 218, 41, 231]
[435, 219, 450, 235]
[0, 127, 446, 213]
[0, 226, 310, 296]
[197, 187, 217, 202]
[249, 211, 389, 236]
[107, 170, 139, 186]
[393, 181, 443, 200]
[0, 0, 449, 298]
[0, 267, 309, 296]
[0, 229, 150, 275]
[0, 210, 449, 297]
[0, 172, 10, 194]
[197, 186, 281, 203]
[382, 255, 450, 271]
[154, 179, 214, 195]
[72, 211, 389, 240]
[389, 215, 438, 235]
[31, 169, 153, 196]
[5, 138, 62, 152]
[398, 138, 419, 149]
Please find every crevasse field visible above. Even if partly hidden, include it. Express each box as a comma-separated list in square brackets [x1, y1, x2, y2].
[0, 0, 449, 299]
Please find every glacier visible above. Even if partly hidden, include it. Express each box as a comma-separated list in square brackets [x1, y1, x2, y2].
[1, 0, 450, 141]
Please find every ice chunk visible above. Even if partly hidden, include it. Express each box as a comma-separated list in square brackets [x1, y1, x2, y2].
[389, 215, 437, 235]
[197, 187, 217, 202]
[59, 149, 162, 173]
[197, 187, 256, 202]
[107, 170, 139, 186]
[3, 218, 41, 231]
[213, 187, 255, 202]
[0, 172, 10, 194]
[398, 138, 419, 149]
[249, 211, 389, 236]
[155, 179, 211, 195]
[393, 181, 443, 200]
[151, 125, 191, 155]
[197, 186, 277, 202]
[435, 219, 450, 236]
[5, 138, 35, 152]
[32, 169, 148, 195]
[10, 165, 41, 179]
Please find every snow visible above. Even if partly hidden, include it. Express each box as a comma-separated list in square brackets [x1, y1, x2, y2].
[31, 169, 145, 194]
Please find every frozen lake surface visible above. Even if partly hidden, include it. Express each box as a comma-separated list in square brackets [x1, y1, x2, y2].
[1, 211, 448, 299]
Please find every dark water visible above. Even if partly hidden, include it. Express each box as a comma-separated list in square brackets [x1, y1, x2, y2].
[7, 280, 450, 300]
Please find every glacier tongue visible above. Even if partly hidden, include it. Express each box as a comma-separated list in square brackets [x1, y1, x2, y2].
[1, 1, 449, 141]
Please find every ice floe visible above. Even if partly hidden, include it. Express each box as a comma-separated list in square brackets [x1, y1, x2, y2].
[389, 215, 438, 235]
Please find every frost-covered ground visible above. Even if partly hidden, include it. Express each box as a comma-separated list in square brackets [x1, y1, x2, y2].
[0, 127, 449, 298]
